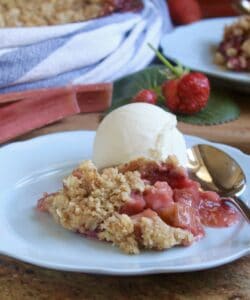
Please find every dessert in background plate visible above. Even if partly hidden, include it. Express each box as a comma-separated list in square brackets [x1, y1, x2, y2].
[37, 103, 239, 254]
[214, 16, 250, 71]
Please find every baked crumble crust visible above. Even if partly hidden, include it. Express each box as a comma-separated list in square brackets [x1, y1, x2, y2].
[0, 0, 143, 27]
[40, 160, 145, 233]
[38, 157, 193, 254]
[118, 155, 179, 174]
[138, 216, 193, 250]
[98, 213, 193, 254]
[224, 16, 250, 40]
[98, 213, 140, 254]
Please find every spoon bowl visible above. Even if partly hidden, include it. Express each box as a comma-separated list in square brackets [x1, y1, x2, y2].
[187, 144, 246, 197]
[187, 144, 249, 222]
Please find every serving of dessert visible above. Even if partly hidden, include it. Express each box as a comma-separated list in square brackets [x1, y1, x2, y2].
[0, 0, 143, 27]
[37, 103, 239, 254]
[214, 16, 250, 72]
[161, 16, 250, 94]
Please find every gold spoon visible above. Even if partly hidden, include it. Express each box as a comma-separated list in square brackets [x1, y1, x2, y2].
[187, 144, 250, 222]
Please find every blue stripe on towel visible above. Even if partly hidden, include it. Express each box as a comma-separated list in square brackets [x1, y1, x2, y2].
[71, 12, 138, 34]
[0, 12, 138, 88]
[0, 0, 171, 93]
[0, 64, 98, 94]
[0, 38, 68, 86]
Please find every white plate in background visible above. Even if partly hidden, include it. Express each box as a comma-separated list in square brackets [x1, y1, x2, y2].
[160, 18, 250, 90]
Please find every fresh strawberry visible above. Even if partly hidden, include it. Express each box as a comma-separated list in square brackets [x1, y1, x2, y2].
[161, 79, 180, 113]
[132, 89, 157, 105]
[177, 72, 210, 113]
[162, 72, 210, 114]
[168, 0, 202, 25]
[148, 44, 210, 115]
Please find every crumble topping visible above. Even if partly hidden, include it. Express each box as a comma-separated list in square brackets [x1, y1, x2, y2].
[138, 216, 193, 250]
[224, 16, 250, 40]
[0, 0, 104, 27]
[39, 157, 193, 254]
[40, 160, 145, 233]
[38, 156, 239, 254]
[118, 155, 180, 182]
[0, 0, 143, 27]
[98, 213, 193, 254]
[214, 16, 250, 71]
[98, 213, 140, 254]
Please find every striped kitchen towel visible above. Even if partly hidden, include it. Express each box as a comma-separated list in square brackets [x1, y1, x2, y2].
[0, 0, 173, 94]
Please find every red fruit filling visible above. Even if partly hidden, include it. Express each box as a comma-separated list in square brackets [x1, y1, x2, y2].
[40, 160, 240, 242]
[120, 160, 240, 239]
[37, 193, 51, 212]
[144, 181, 173, 211]
[214, 16, 250, 72]
[131, 208, 158, 221]
[120, 191, 145, 216]
[199, 191, 239, 227]
[216, 37, 250, 71]
[158, 203, 205, 239]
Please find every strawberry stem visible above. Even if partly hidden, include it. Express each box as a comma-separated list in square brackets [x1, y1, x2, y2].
[148, 43, 183, 77]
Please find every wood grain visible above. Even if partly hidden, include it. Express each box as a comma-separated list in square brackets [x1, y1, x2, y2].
[179, 96, 250, 154]
[18, 95, 250, 154]
[0, 254, 249, 299]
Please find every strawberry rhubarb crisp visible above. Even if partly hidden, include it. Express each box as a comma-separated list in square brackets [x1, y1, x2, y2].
[0, 0, 143, 27]
[214, 16, 250, 72]
[37, 156, 239, 254]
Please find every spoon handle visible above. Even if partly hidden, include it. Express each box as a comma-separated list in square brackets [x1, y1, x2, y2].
[222, 196, 250, 223]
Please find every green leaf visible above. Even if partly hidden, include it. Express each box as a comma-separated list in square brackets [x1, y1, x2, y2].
[113, 65, 165, 101]
[111, 66, 240, 125]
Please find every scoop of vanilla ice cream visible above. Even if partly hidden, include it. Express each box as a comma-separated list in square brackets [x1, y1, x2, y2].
[93, 103, 187, 169]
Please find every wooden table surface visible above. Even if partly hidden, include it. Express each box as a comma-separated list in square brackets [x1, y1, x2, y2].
[1, 95, 250, 299]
